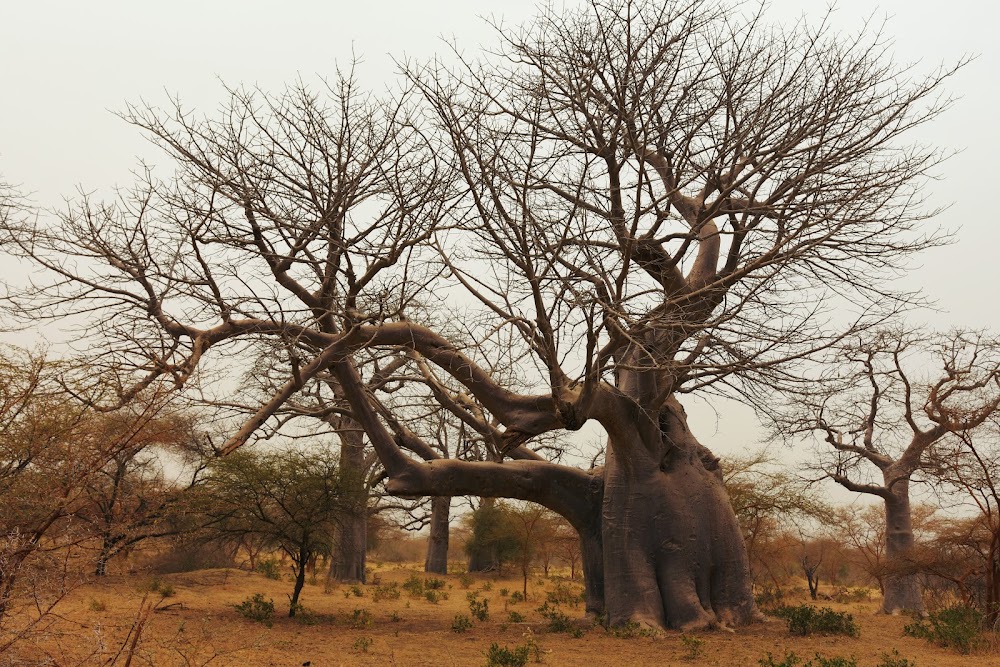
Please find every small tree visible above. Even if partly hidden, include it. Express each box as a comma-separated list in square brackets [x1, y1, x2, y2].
[201, 447, 349, 617]
[464, 501, 521, 575]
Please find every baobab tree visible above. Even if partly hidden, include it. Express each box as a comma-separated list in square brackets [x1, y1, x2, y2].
[775, 329, 1000, 614]
[1, 0, 959, 629]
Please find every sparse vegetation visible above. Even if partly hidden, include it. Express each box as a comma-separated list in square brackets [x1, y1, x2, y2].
[772, 605, 859, 637]
[904, 604, 983, 654]
[234, 593, 275, 627]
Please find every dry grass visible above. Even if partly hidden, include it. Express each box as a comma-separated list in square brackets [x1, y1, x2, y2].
[3, 564, 997, 666]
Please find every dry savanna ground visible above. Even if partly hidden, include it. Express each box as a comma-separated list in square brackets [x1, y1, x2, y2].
[5, 564, 997, 667]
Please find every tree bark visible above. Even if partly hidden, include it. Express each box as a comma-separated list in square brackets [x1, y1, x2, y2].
[424, 496, 450, 575]
[880, 477, 923, 615]
[598, 395, 758, 630]
[329, 419, 368, 583]
[289, 547, 307, 617]
[329, 507, 366, 583]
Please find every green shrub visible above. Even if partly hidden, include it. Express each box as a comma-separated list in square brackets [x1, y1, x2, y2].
[234, 593, 275, 626]
[507, 611, 526, 623]
[452, 613, 473, 633]
[459, 572, 474, 589]
[425, 577, 446, 590]
[758, 652, 801, 667]
[389, 610, 403, 623]
[372, 582, 401, 602]
[349, 607, 374, 629]
[758, 652, 860, 667]
[509, 591, 525, 604]
[353, 636, 373, 653]
[88, 598, 107, 612]
[545, 581, 583, 606]
[255, 558, 282, 580]
[810, 656, 857, 667]
[350, 584, 364, 597]
[470, 597, 490, 622]
[485, 642, 530, 667]
[755, 585, 785, 610]
[772, 605, 859, 637]
[499, 587, 510, 597]
[680, 634, 705, 660]
[403, 573, 424, 597]
[876, 650, 916, 667]
[537, 602, 572, 633]
[903, 604, 982, 654]
[609, 619, 655, 639]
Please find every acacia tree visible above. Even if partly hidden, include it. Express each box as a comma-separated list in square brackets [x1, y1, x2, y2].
[200, 447, 348, 617]
[1, 0, 959, 629]
[723, 452, 832, 587]
[775, 329, 1000, 614]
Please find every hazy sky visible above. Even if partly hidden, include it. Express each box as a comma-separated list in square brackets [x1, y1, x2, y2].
[2, 0, 998, 465]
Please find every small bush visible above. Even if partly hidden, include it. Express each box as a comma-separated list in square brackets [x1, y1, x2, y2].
[350, 584, 364, 598]
[353, 636, 373, 653]
[452, 613, 473, 633]
[480, 581, 493, 592]
[537, 602, 572, 633]
[507, 611, 526, 623]
[348, 608, 374, 629]
[88, 598, 107, 612]
[425, 589, 442, 604]
[831, 587, 871, 604]
[876, 649, 916, 667]
[470, 597, 490, 622]
[255, 558, 282, 580]
[458, 573, 474, 589]
[903, 604, 982, 654]
[680, 634, 704, 660]
[546, 581, 582, 606]
[758, 652, 860, 667]
[403, 574, 424, 597]
[755, 585, 785, 610]
[609, 619, 655, 639]
[509, 591, 525, 604]
[389, 610, 403, 623]
[772, 605, 859, 637]
[234, 593, 275, 626]
[758, 652, 801, 667]
[485, 642, 530, 667]
[499, 588, 510, 597]
[372, 582, 400, 602]
[425, 576, 446, 590]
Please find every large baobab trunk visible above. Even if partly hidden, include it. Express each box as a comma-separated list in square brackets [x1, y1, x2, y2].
[599, 392, 758, 630]
[424, 496, 450, 575]
[329, 420, 367, 583]
[880, 477, 923, 615]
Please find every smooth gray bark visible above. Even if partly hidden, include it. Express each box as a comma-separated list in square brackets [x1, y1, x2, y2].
[329, 419, 368, 583]
[424, 496, 450, 575]
[599, 394, 757, 629]
[880, 476, 923, 615]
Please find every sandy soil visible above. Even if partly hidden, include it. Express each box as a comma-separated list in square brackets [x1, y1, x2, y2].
[4, 564, 997, 666]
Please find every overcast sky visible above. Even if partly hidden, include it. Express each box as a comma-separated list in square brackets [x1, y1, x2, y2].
[2, 0, 998, 468]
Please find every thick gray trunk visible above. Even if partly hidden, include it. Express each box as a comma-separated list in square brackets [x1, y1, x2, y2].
[424, 496, 450, 575]
[880, 477, 923, 615]
[329, 507, 367, 583]
[599, 395, 758, 630]
[329, 418, 368, 583]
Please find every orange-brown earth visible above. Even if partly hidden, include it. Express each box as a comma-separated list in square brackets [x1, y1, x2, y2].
[4, 564, 997, 666]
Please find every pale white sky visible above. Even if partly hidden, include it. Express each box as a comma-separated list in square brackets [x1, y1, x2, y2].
[1, 0, 997, 479]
